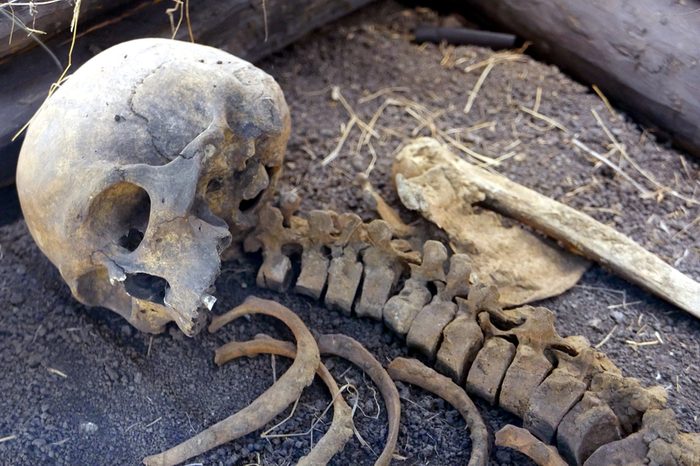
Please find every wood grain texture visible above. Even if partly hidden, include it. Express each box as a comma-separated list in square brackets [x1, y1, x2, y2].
[0, 0, 136, 60]
[466, 0, 700, 157]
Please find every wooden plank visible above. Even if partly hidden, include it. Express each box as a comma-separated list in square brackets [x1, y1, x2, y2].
[0, 0, 136, 61]
[0, 0, 373, 187]
[465, 0, 700, 157]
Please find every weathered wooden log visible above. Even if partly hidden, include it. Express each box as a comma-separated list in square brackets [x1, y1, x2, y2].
[0, 0, 136, 61]
[464, 0, 700, 157]
[394, 138, 700, 319]
[0, 0, 373, 187]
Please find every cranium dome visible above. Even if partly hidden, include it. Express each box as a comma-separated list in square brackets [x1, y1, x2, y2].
[16, 38, 291, 336]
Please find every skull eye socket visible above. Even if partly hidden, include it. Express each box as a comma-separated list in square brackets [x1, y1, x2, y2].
[88, 182, 151, 252]
[206, 177, 223, 194]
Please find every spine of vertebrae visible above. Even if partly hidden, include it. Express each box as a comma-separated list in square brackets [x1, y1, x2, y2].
[245, 200, 699, 466]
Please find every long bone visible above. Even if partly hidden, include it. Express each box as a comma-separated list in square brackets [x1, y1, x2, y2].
[245, 202, 700, 464]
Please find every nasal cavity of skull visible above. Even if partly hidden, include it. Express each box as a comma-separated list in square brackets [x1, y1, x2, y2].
[124, 273, 169, 305]
[239, 166, 274, 212]
[89, 182, 150, 253]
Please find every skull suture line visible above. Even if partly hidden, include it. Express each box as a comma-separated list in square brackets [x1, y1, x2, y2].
[16, 39, 291, 336]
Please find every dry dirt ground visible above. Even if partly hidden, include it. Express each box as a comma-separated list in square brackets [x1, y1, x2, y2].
[1, 2, 699, 465]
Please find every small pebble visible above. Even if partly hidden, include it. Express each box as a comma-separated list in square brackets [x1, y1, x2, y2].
[587, 317, 603, 331]
[9, 292, 24, 306]
[611, 310, 626, 324]
[79, 421, 98, 435]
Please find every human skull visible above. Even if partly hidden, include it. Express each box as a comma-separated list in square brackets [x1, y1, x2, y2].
[16, 39, 290, 336]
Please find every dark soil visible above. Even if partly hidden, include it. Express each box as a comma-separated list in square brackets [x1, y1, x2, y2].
[1, 2, 699, 465]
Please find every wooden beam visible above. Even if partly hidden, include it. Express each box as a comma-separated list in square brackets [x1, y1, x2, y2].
[0, 0, 374, 187]
[0, 0, 136, 61]
[464, 0, 700, 158]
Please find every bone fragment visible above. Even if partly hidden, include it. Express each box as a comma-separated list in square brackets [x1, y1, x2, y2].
[296, 210, 336, 299]
[214, 336, 353, 466]
[494, 425, 567, 466]
[142, 297, 320, 466]
[388, 357, 489, 466]
[394, 137, 700, 318]
[406, 254, 471, 359]
[383, 240, 448, 335]
[583, 409, 700, 466]
[356, 220, 403, 320]
[325, 213, 366, 314]
[556, 392, 622, 465]
[356, 173, 416, 237]
[435, 297, 484, 383]
[465, 337, 516, 405]
[317, 334, 400, 466]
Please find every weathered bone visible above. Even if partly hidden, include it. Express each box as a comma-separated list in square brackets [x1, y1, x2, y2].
[478, 306, 572, 418]
[295, 210, 336, 299]
[393, 137, 700, 319]
[317, 334, 401, 466]
[584, 409, 700, 466]
[587, 371, 667, 435]
[144, 297, 319, 466]
[388, 357, 489, 466]
[325, 213, 366, 314]
[495, 425, 567, 466]
[556, 392, 622, 465]
[465, 336, 516, 405]
[433, 283, 499, 383]
[523, 336, 618, 443]
[434, 297, 484, 384]
[17, 39, 290, 335]
[214, 335, 353, 466]
[393, 139, 589, 308]
[355, 220, 404, 320]
[246, 204, 300, 291]
[406, 253, 471, 359]
[383, 240, 448, 335]
[241, 188, 699, 464]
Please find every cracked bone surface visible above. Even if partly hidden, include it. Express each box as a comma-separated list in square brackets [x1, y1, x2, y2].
[16, 38, 290, 335]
